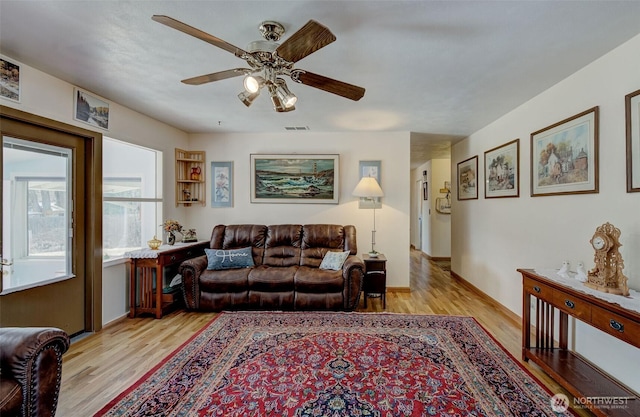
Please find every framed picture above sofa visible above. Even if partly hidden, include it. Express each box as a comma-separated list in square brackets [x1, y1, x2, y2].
[211, 161, 233, 207]
[250, 154, 339, 204]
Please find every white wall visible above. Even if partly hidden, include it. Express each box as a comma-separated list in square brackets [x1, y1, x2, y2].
[451, 34, 640, 391]
[412, 159, 451, 258]
[187, 131, 411, 288]
[1, 59, 190, 325]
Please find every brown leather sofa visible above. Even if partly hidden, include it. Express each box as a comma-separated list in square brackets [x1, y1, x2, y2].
[179, 224, 365, 311]
[0, 327, 70, 417]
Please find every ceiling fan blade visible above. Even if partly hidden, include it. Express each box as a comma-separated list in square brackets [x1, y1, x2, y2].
[181, 68, 251, 85]
[276, 20, 336, 63]
[291, 70, 365, 101]
[152, 15, 248, 58]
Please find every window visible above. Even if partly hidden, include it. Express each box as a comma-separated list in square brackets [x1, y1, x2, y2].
[103, 138, 162, 260]
[2, 137, 72, 292]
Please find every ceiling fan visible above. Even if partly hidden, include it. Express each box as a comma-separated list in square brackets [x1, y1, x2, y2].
[152, 15, 366, 112]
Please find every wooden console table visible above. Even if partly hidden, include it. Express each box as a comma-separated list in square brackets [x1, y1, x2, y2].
[518, 269, 640, 417]
[128, 241, 208, 318]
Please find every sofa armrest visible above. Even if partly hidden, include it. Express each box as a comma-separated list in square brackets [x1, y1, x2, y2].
[342, 255, 365, 310]
[0, 327, 70, 417]
[179, 255, 208, 309]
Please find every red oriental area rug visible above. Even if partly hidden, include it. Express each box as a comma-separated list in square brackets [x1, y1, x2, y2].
[96, 312, 574, 416]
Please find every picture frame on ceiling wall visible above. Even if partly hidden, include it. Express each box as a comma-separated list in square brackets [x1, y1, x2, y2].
[74, 87, 110, 130]
[251, 154, 339, 204]
[211, 161, 233, 207]
[457, 155, 478, 200]
[530, 107, 598, 197]
[484, 139, 520, 198]
[359, 160, 381, 208]
[626, 89, 640, 192]
[0, 56, 21, 102]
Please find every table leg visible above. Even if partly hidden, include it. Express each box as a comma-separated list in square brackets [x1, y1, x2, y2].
[155, 264, 162, 319]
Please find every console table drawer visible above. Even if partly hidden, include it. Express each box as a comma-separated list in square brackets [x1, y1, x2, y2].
[591, 305, 640, 348]
[523, 276, 553, 298]
[158, 248, 200, 265]
[553, 290, 591, 321]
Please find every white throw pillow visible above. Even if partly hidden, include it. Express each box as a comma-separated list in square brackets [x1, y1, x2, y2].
[319, 251, 350, 271]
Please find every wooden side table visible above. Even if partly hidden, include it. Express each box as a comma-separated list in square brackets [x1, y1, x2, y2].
[362, 254, 387, 309]
[127, 241, 208, 318]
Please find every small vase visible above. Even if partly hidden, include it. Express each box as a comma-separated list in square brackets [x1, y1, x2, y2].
[166, 231, 176, 246]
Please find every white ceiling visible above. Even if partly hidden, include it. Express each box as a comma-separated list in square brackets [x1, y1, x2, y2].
[1, 1, 639, 167]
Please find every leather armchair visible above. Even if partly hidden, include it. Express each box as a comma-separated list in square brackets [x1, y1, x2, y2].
[0, 327, 70, 417]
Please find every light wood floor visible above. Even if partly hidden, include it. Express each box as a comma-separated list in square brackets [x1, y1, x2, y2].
[57, 249, 591, 416]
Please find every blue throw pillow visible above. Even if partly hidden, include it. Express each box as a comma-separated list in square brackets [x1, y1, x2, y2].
[205, 247, 255, 270]
[319, 251, 350, 271]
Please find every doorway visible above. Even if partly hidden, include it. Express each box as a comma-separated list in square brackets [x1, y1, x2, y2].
[0, 106, 103, 334]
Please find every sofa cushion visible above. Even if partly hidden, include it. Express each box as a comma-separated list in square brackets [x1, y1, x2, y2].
[199, 269, 250, 292]
[294, 266, 344, 293]
[319, 251, 349, 271]
[205, 247, 254, 270]
[300, 224, 346, 267]
[248, 265, 296, 292]
[262, 225, 302, 267]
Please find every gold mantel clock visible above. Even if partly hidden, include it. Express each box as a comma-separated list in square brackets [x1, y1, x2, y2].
[586, 222, 629, 296]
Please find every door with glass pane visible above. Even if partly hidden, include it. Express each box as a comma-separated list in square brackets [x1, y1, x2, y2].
[1, 135, 85, 335]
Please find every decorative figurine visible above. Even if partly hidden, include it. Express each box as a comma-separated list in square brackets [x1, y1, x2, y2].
[182, 228, 197, 243]
[558, 260, 570, 278]
[575, 262, 588, 282]
[190, 166, 201, 181]
[585, 222, 629, 296]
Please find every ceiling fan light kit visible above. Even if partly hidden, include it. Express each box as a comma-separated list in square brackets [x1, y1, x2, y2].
[151, 15, 366, 113]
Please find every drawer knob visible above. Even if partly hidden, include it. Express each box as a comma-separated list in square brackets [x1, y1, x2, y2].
[533, 286, 541, 293]
[609, 319, 624, 332]
[170, 255, 176, 261]
[564, 300, 575, 309]
[187, 251, 192, 256]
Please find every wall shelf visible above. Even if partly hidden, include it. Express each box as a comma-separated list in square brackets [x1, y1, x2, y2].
[175, 148, 206, 207]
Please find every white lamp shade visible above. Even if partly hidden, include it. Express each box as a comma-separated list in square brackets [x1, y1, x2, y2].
[352, 177, 384, 197]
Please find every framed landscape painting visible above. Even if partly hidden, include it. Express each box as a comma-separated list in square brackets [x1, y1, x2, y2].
[531, 107, 598, 197]
[626, 89, 640, 192]
[251, 154, 339, 204]
[211, 161, 233, 207]
[74, 88, 110, 130]
[484, 139, 519, 198]
[0, 56, 20, 102]
[457, 155, 478, 200]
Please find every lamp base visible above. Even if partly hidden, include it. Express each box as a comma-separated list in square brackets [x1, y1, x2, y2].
[368, 251, 379, 258]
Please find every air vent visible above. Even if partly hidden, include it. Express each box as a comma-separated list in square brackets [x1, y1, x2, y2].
[285, 126, 310, 131]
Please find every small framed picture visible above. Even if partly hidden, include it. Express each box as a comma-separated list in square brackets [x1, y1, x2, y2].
[626, 89, 640, 192]
[0, 56, 21, 102]
[74, 87, 110, 130]
[457, 155, 478, 200]
[211, 161, 233, 207]
[531, 107, 598, 197]
[359, 160, 381, 208]
[484, 139, 519, 198]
